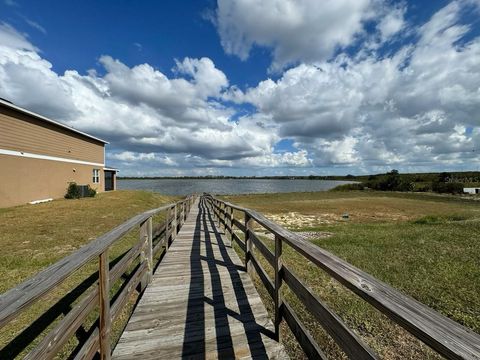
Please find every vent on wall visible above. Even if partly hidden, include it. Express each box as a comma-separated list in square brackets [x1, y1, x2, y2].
[78, 185, 91, 198]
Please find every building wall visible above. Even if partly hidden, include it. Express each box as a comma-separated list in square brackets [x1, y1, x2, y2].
[464, 188, 480, 194]
[0, 155, 104, 207]
[0, 104, 106, 208]
[0, 106, 104, 163]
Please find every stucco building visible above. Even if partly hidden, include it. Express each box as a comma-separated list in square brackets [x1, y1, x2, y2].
[464, 187, 480, 194]
[0, 99, 116, 208]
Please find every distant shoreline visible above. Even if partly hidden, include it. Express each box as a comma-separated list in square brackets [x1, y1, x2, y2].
[117, 178, 353, 195]
[118, 171, 480, 182]
[118, 176, 356, 180]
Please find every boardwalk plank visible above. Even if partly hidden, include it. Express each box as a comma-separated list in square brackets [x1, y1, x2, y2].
[112, 198, 288, 360]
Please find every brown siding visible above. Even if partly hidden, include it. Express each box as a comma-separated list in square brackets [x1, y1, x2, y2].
[0, 106, 104, 164]
[0, 155, 104, 208]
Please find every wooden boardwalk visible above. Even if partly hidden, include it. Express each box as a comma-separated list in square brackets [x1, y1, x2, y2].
[112, 198, 288, 359]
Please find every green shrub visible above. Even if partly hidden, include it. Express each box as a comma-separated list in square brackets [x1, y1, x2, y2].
[412, 183, 432, 192]
[413, 214, 468, 224]
[65, 183, 97, 199]
[446, 214, 468, 221]
[86, 185, 96, 197]
[431, 181, 464, 194]
[330, 183, 364, 191]
[413, 215, 442, 224]
[65, 182, 81, 199]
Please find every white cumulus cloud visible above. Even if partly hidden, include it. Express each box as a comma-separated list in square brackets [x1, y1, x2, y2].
[215, 0, 381, 70]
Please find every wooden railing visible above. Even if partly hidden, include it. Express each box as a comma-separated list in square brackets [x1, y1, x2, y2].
[205, 194, 480, 360]
[0, 195, 196, 360]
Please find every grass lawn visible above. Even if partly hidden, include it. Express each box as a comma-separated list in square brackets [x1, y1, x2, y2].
[221, 191, 480, 359]
[0, 190, 179, 358]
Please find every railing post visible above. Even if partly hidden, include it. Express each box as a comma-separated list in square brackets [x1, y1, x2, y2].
[244, 212, 253, 274]
[223, 204, 227, 231]
[274, 234, 283, 340]
[225, 205, 231, 246]
[99, 251, 111, 360]
[218, 202, 222, 227]
[178, 202, 183, 227]
[165, 207, 171, 251]
[140, 216, 153, 290]
[229, 207, 234, 246]
[173, 204, 178, 239]
[220, 202, 225, 230]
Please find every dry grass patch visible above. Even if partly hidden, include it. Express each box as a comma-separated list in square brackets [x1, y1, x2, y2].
[224, 191, 480, 359]
[223, 191, 480, 225]
[0, 190, 179, 358]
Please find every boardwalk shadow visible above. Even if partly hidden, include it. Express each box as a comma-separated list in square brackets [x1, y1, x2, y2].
[181, 197, 273, 359]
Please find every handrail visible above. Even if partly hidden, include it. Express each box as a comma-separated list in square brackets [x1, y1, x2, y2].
[205, 194, 480, 360]
[0, 194, 197, 359]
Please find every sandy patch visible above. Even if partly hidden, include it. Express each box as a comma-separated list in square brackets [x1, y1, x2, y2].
[267, 212, 337, 228]
[259, 230, 333, 241]
[52, 244, 78, 255]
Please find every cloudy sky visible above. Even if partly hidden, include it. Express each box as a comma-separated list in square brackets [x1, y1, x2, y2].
[0, 0, 479, 176]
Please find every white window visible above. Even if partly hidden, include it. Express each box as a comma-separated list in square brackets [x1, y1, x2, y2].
[93, 169, 100, 183]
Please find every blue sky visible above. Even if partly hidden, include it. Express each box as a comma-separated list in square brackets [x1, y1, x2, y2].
[0, 1, 273, 88]
[0, 0, 479, 176]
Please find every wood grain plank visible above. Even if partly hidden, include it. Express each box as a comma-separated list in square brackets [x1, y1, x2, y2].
[209, 195, 480, 360]
[282, 301, 327, 360]
[232, 218, 246, 233]
[0, 200, 187, 328]
[283, 265, 378, 359]
[250, 230, 275, 267]
[99, 251, 111, 360]
[250, 253, 275, 299]
[112, 197, 288, 360]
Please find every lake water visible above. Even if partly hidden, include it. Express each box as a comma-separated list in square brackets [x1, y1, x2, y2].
[117, 179, 353, 195]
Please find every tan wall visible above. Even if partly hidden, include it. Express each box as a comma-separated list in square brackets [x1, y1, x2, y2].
[0, 154, 104, 208]
[0, 106, 104, 164]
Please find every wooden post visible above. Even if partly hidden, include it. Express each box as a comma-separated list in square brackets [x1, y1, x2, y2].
[165, 207, 171, 251]
[223, 204, 227, 232]
[219, 202, 222, 228]
[140, 217, 153, 290]
[219, 202, 226, 232]
[179, 202, 183, 226]
[224, 205, 230, 245]
[173, 204, 178, 239]
[229, 207, 234, 246]
[274, 234, 283, 340]
[245, 212, 253, 274]
[99, 251, 111, 360]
